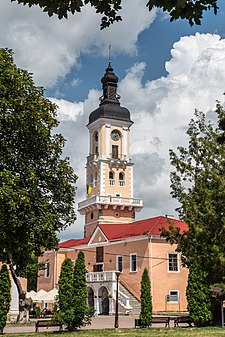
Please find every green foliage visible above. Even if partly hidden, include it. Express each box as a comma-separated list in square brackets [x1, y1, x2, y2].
[36, 306, 41, 317]
[0, 264, 11, 333]
[186, 264, 212, 327]
[140, 268, 152, 327]
[55, 253, 91, 330]
[73, 251, 88, 329]
[164, 103, 225, 286]
[11, 0, 218, 28]
[54, 258, 74, 329]
[0, 48, 77, 279]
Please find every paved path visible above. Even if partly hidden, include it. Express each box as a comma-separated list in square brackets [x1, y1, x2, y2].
[4, 316, 176, 334]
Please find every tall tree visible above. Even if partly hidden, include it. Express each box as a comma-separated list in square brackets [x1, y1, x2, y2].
[0, 264, 11, 334]
[140, 268, 152, 327]
[163, 102, 225, 285]
[11, 0, 219, 29]
[0, 48, 77, 319]
[54, 258, 74, 330]
[186, 263, 212, 327]
[73, 251, 87, 329]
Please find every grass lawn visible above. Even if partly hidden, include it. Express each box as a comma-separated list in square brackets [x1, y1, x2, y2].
[3, 327, 225, 337]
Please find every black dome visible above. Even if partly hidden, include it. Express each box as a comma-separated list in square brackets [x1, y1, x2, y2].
[88, 103, 132, 125]
[88, 62, 132, 125]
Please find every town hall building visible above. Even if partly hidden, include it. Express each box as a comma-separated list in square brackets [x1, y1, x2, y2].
[36, 62, 189, 315]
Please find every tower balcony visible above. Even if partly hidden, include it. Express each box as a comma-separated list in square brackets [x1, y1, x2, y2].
[78, 195, 143, 215]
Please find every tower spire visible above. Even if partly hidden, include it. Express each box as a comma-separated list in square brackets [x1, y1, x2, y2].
[109, 44, 111, 64]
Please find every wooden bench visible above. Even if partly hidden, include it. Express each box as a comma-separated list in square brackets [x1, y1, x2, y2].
[135, 316, 170, 328]
[35, 320, 63, 332]
[152, 316, 170, 327]
[174, 316, 192, 327]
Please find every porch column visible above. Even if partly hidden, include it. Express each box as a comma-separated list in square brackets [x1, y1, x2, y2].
[109, 296, 114, 315]
[94, 296, 100, 315]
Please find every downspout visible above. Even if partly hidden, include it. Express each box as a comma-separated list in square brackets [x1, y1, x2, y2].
[53, 250, 57, 288]
[149, 236, 153, 303]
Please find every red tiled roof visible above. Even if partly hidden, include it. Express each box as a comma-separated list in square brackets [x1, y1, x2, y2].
[59, 236, 90, 248]
[99, 216, 188, 241]
[59, 216, 188, 249]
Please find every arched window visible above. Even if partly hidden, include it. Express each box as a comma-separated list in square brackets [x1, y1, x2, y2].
[90, 174, 93, 186]
[94, 172, 97, 187]
[119, 172, 125, 186]
[109, 171, 115, 185]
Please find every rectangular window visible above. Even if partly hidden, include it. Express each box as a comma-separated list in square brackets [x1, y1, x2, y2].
[93, 264, 103, 272]
[130, 254, 137, 272]
[168, 253, 179, 272]
[96, 246, 104, 263]
[112, 145, 119, 159]
[45, 262, 50, 278]
[167, 290, 179, 302]
[116, 256, 123, 272]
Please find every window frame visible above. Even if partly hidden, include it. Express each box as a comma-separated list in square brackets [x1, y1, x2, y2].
[45, 262, 50, 278]
[116, 255, 123, 273]
[168, 290, 179, 302]
[130, 253, 137, 272]
[168, 253, 179, 272]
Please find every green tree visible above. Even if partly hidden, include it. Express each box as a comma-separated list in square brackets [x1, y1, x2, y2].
[54, 258, 74, 330]
[140, 268, 152, 327]
[186, 263, 212, 326]
[0, 264, 11, 334]
[0, 48, 77, 318]
[165, 103, 225, 285]
[11, 0, 219, 28]
[73, 251, 88, 329]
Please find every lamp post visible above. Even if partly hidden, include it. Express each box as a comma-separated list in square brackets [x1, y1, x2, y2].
[114, 271, 121, 328]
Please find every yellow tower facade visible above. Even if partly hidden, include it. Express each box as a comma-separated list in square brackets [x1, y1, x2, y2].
[78, 63, 143, 237]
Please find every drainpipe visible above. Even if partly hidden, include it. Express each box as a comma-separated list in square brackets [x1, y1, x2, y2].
[53, 250, 57, 288]
[149, 236, 153, 297]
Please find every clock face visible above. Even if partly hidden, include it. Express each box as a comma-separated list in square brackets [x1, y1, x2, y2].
[111, 130, 120, 141]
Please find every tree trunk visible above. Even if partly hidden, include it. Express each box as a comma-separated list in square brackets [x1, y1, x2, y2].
[8, 255, 32, 322]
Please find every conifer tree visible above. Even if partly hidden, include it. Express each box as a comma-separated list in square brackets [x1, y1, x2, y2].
[186, 264, 212, 327]
[54, 258, 74, 330]
[140, 268, 152, 327]
[0, 264, 11, 334]
[73, 251, 87, 328]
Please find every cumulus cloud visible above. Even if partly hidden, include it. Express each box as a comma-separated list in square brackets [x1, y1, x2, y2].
[0, 0, 156, 86]
[53, 33, 225, 240]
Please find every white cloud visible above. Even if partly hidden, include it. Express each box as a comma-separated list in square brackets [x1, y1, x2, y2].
[57, 33, 225, 239]
[0, 0, 156, 86]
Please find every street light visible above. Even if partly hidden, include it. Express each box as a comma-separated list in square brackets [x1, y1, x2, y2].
[114, 271, 121, 328]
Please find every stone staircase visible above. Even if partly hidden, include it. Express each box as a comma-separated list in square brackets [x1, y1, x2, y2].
[119, 281, 141, 315]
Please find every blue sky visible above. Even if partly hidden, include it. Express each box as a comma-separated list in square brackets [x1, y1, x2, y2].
[1, 0, 225, 240]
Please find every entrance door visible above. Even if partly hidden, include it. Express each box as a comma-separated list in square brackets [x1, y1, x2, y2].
[99, 286, 109, 315]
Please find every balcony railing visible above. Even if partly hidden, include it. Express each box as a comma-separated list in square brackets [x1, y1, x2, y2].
[78, 195, 143, 211]
[86, 271, 116, 282]
[109, 179, 115, 186]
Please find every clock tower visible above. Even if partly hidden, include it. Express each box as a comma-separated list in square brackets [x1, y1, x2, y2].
[78, 63, 143, 237]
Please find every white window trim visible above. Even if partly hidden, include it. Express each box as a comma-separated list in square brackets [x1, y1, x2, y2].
[130, 253, 137, 272]
[116, 255, 123, 273]
[45, 262, 50, 278]
[168, 252, 180, 272]
[169, 290, 179, 302]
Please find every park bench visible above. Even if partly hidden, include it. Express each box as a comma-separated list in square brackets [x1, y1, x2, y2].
[35, 319, 63, 332]
[174, 316, 192, 327]
[135, 316, 170, 328]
